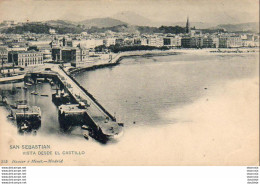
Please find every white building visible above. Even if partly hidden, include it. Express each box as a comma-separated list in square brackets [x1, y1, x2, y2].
[103, 38, 116, 47]
[71, 39, 103, 49]
[49, 28, 56, 35]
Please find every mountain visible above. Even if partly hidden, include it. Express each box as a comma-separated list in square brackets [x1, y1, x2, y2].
[112, 12, 218, 28]
[214, 22, 259, 33]
[112, 11, 156, 26]
[79, 17, 127, 28]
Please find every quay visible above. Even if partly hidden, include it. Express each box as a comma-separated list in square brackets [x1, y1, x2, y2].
[26, 64, 123, 141]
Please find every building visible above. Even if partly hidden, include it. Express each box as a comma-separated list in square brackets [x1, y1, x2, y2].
[191, 30, 202, 37]
[115, 38, 124, 46]
[172, 36, 182, 47]
[181, 36, 204, 48]
[242, 34, 259, 47]
[41, 49, 52, 62]
[71, 39, 103, 49]
[147, 37, 164, 47]
[219, 36, 242, 48]
[61, 48, 77, 63]
[203, 36, 215, 48]
[163, 36, 181, 47]
[51, 48, 62, 61]
[75, 46, 89, 65]
[50, 39, 62, 48]
[185, 17, 191, 34]
[190, 37, 203, 48]
[52, 47, 79, 63]
[27, 40, 52, 62]
[49, 28, 56, 35]
[181, 37, 191, 48]
[103, 38, 116, 47]
[0, 46, 8, 64]
[8, 51, 43, 67]
[7, 47, 27, 52]
[28, 40, 52, 47]
[163, 38, 171, 46]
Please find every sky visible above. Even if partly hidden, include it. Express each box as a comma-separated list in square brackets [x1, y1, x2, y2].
[0, 0, 259, 24]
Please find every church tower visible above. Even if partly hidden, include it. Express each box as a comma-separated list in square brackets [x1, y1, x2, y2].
[185, 17, 191, 34]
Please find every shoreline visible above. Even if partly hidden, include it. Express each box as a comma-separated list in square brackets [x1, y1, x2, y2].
[68, 50, 179, 75]
[68, 47, 259, 75]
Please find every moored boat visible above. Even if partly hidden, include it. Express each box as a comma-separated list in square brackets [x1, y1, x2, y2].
[10, 100, 41, 132]
[40, 94, 48, 97]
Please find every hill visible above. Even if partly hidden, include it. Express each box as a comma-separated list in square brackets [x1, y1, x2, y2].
[45, 20, 77, 27]
[79, 17, 127, 28]
[0, 23, 84, 34]
[214, 22, 259, 33]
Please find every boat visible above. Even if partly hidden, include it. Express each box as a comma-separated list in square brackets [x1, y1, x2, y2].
[40, 94, 48, 97]
[25, 83, 33, 86]
[31, 91, 38, 95]
[10, 101, 41, 132]
[20, 123, 29, 130]
[83, 133, 89, 140]
[36, 78, 45, 83]
[52, 91, 70, 106]
[81, 125, 91, 130]
[7, 114, 14, 120]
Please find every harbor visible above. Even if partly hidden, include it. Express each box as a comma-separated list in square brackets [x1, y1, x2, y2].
[0, 48, 258, 139]
[0, 61, 124, 143]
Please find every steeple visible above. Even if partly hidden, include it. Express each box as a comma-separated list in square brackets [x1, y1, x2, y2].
[185, 16, 190, 34]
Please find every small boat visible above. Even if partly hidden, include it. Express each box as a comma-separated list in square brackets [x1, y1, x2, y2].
[31, 91, 38, 95]
[21, 123, 29, 130]
[83, 133, 89, 140]
[118, 123, 124, 127]
[40, 94, 48, 97]
[7, 115, 14, 120]
[81, 125, 91, 130]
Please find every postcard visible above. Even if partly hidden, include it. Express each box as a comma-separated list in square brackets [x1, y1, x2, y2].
[0, 0, 259, 166]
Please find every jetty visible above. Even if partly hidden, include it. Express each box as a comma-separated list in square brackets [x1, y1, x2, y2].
[26, 64, 123, 141]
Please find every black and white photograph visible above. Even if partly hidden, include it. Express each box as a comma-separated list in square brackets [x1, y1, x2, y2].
[0, 0, 259, 168]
